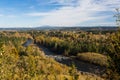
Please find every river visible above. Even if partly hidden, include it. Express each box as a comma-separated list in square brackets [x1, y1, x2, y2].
[23, 39, 106, 77]
[38, 45, 106, 77]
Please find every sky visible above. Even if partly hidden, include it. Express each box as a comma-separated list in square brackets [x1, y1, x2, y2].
[0, 0, 120, 28]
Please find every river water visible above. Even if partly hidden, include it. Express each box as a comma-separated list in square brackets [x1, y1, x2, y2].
[24, 39, 106, 77]
[39, 45, 106, 76]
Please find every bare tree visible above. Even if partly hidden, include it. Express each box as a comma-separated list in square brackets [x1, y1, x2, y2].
[107, 8, 120, 80]
[114, 8, 120, 26]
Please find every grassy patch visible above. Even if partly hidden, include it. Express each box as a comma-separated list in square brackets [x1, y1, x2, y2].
[0, 44, 104, 80]
[77, 52, 109, 67]
[0, 31, 104, 80]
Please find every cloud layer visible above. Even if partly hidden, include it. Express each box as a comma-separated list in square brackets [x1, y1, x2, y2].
[0, 14, 4, 17]
[0, 0, 120, 27]
[26, 0, 120, 26]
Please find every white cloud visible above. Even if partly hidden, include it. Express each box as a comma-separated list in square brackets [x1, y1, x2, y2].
[49, 0, 77, 6]
[29, 6, 35, 9]
[26, 12, 50, 16]
[0, 14, 17, 18]
[36, 0, 77, 6]
[27, 0, 120, 26]
[7, 15, 17, 18]
[0, 14, 3, 17]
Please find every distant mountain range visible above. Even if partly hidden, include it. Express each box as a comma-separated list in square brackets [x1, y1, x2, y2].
[0, 26, 118, 31]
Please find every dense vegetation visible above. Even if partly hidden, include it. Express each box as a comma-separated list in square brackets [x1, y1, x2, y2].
[34, 31, 109, 55]
[0, 31, 103, 80]
[106, 29, 120, 79]
[31, 30, 110, 67]
[32, 29, 120, 79]
[0, 28, 119, 79]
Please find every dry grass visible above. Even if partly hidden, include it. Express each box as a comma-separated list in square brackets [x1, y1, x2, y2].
[0, 31, 104, 80]
[0, 44, 104, 80]
[77, 52, 109, 67]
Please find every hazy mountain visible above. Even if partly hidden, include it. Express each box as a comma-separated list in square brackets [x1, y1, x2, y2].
[0, 26, 118, 31]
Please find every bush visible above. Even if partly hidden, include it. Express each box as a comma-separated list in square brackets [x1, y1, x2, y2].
[77, 52, 109, 66]
[107, 29, 120, 79]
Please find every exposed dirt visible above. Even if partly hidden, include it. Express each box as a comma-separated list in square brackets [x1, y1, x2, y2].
[38, 45, 106, 77]
[24, 39, 106, 77]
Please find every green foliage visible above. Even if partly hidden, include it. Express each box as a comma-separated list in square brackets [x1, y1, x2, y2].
[0, 31, 104, 80]
[34, 31, 109, 56]
[107, 29, 120, 79]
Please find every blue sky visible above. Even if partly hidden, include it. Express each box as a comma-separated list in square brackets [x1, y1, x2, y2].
[0, 0, 120, 27]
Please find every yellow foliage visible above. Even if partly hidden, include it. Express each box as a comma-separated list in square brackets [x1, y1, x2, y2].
[77, 52, 109, 66]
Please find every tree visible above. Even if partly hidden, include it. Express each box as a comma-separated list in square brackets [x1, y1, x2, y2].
[114, 8, 120, 26]
[107, 8, 120, 79]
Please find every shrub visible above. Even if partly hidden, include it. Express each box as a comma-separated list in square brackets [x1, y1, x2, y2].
[77, 52, 109, 66]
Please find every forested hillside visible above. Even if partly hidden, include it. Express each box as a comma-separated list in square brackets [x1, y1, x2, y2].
[0, 28, 119, 80]
[0, 31, 103, 80]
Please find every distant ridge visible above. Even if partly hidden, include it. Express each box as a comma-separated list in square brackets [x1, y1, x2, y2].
[0, 26, 118, 31]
